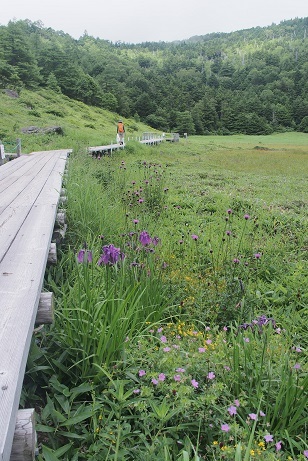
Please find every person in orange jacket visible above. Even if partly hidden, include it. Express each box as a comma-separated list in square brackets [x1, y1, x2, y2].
[117, 120, 125, 145]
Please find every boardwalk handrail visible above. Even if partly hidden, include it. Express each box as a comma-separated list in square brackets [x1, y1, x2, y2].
[88, 132, 165, 157]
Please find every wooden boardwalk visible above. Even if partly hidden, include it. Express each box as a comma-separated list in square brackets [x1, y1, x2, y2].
[89, 133, 164, 157]
[0, 149, 71, 461]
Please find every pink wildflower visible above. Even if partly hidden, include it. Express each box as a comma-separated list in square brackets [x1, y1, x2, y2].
[207, 372, 215, 380]
[191, 379, 199, 388]
[138, 370, 146, 377]
[158, 373, 166, 381]
[221, 424, 230, 432]
[275, 441, 282, 452]
[228, 406, 237, 416]
[264, 434, 273, 443]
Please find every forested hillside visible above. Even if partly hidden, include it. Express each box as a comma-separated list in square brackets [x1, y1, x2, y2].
[1, 17, 308, 135]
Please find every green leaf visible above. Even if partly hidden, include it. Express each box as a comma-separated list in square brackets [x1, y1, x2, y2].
[54, 443, 73, 457]
[59, 407, 94, 426]
[42, 445, 60, 461]
[35, 424, 55, 433]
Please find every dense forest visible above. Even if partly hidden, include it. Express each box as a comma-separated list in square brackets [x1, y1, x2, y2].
[1, 17, 308, 135]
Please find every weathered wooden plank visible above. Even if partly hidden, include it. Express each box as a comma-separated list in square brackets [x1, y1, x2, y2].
[0, 155, 46, 195]
[0, 153, 66, 262]
[0, 149, 69, 461]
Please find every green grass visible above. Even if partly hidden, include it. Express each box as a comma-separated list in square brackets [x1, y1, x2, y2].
[3, 87, 306, 460]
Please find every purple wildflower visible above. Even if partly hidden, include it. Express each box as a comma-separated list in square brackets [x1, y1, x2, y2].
[275, 441, 282, 452]
[304, 450, 308, 458]
[234, 399, 240, 407]
[244, 214, 250, 220]
[152, 378, 158, 385]
[254, 253, 261, 259]
[139, 230, 152, 246]
[174, 375, 181, 382]
[138, 370, 146, 377]
[191, 379, 199, 388]
[294, 363, 301, 370]
[233, 258, 240, 264]
[228, 406, 237, 416]
[221, 424, 230, 432]
[160, 335, 167, 343]
[77, 248, 93, 264]
[152, 236, 160, 246]
[264, 434, 273, 443]
[97, 244, 123, 265]
[176, 368, 185, 373]
[133, 389, 140, 394]
[191, 234, 199, 241]
[259, 411, 266, 417]
[163, 347, 171, 352]
[133, 219, 139, 224]
[249, 413, 257, 420]
[158, 373, 166, 381]
[226, 230, 232, 236]
[207, 372, 215, 380]
[227, 209, 233, 215]
[198, 347, 206, 353]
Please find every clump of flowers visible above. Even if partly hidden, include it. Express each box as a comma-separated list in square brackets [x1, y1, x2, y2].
[239, 315, 277, 333]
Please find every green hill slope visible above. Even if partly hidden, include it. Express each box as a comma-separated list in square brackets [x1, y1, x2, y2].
[0, 88, 152, 153]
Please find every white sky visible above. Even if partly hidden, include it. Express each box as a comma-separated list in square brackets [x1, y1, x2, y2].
[1, 0, 307, 43]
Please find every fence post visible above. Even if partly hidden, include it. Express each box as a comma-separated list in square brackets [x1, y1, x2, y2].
[16, 139, 21, 157]
[0, 142, 5, 166]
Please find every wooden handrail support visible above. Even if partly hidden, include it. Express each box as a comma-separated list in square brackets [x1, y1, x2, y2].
[48, 243, 57, 265]
[10, 409, 37, 461]
[35, 292, 55, 325]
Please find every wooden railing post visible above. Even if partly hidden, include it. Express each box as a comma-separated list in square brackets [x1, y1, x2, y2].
[10, 409, 37, 461]
[16, 139, 21, 158]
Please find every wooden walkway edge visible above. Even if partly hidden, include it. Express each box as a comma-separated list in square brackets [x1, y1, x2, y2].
[0, 149, 71, 461]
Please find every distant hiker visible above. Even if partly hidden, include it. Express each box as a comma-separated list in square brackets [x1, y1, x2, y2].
[117, 120, 125, 145]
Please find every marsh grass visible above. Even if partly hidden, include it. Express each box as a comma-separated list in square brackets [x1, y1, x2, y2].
[21, 131, 307, 460]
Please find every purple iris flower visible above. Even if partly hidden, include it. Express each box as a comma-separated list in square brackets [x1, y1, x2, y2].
[139, 231, 152, 246]
[77, 248, 93, 264]
[97, 244, 124, 265]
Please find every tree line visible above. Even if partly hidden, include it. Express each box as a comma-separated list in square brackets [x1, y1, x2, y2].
[0, 17, 308, 134]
